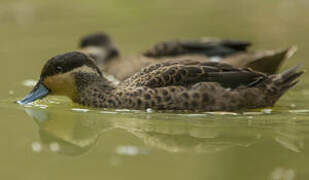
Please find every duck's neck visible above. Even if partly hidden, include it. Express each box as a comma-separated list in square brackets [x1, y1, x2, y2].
[73, 72, 116, 107]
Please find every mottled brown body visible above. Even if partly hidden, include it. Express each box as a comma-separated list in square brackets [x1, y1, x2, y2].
[76, 81, 272, 111]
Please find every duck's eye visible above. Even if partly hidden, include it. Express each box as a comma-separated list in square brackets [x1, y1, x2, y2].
[55, 66, 63, 73]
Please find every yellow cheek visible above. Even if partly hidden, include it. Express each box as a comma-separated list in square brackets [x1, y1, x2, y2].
[43, 74, 77, 99]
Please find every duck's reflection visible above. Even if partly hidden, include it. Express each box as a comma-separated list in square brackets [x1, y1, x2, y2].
[25, 108, 112, 156]
[24, 108, 305, 156]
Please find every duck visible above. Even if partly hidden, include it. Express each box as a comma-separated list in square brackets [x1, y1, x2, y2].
[18, 51, 303, 111]
[78, 32, 297, 80]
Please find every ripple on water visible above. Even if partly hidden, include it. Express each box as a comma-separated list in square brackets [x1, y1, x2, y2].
[24, 103, 48, 109]
[100, 111, 118, 114]
[115, 145, 151, 156]
[71, 108, 90, 112]
[289, 109, 309, 113]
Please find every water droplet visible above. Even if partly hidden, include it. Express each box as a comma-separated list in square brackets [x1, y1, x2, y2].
[146, 108, 153, 113]
[22, 79, 37, 87]
[262, 109, 272, 114]
[49, 142, 60, 152]
[31, 142, 42, 152]
[209, 56, 221, 62]
[290, 104, 296, 108]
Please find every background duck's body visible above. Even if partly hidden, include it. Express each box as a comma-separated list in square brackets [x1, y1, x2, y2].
[18, 52, 303, 112]
[79, 33, 296, 80]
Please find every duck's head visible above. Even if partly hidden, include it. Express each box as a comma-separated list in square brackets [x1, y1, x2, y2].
[18, 52, 103, 105]
[79, 32, 119, 65]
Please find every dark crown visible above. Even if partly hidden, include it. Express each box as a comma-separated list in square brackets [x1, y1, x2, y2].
[79, 32, 112, 48]
[40, 52, 102, 79]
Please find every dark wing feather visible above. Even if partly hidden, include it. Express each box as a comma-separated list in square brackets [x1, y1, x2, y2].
[143, 38, 251, 58]
[123, 61, 267, 89]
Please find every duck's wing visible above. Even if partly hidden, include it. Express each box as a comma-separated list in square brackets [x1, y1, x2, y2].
[142, 38, 251, 58]
[123, 61, 267, 89]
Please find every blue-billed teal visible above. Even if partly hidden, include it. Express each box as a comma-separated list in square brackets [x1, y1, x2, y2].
[79, 32, 296, 80]
[18, 52, 303, 111]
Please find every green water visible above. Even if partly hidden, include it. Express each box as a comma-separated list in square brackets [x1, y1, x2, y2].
[1, 0, 309, 179]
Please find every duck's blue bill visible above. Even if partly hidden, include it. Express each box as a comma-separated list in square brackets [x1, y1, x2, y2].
[17, 82, 50, 105]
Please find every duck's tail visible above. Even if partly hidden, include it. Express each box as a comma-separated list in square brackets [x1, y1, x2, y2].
[262, 64, 303, 105]
[273, 64, 303, 91]
[246, 46, 298, 74]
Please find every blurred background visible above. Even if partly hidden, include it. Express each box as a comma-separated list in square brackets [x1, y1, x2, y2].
[0, 0, 309, 180]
